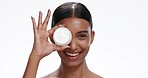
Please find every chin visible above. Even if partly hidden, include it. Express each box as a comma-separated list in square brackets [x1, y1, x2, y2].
[58, 51, 87, 67]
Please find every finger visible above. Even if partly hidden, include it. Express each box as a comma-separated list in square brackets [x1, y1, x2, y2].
[53, 45, 70, 51]
[61, 46, 70, 50]
[47, 26, 59, 37]
[48, 24, 64, 36]
[31, 16, 38, 35]
[37, 11, 43, 31]
[43, 9, 51, 30]
[48, 26, 58, 43]
[48, 25, 64, 43]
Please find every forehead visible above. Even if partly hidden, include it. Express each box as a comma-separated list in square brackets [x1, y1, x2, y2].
[56, 17, 91, 32]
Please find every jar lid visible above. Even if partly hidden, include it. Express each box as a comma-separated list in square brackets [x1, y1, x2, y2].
[53, 27, 72, 46]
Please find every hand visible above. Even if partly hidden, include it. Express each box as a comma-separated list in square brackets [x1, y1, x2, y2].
[31, 10, 69, 60]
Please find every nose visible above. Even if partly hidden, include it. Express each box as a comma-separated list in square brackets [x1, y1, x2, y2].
[69, 38, 77, 51]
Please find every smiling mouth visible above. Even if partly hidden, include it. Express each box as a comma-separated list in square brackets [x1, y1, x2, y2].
[64, 52, 81, 60]
[65, 52, 80, 57]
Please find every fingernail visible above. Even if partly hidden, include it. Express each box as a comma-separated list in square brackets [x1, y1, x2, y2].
[39, 11, 42, 15]
[58, 24, 63, 26]
[47, 10, 50, 16]
[31, 16, 33, 20]
[65, 46, 70, 48]
[58, 24, 64, 27]
[48, 9, 50, 13]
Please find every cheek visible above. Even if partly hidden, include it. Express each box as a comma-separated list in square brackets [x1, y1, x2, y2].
[77, 39, 91, 49]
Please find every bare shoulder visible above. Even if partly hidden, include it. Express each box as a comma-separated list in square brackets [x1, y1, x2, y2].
[90, 71, 103, 78]
[41, 70, 59, 78]
[41, 74, 58, 78]
[41, 70, 103, 78]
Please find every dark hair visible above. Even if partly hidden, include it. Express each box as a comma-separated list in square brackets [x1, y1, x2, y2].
[51, 2, 93, 30]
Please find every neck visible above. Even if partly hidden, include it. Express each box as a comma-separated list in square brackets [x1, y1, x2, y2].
[58, 60, 90, 78]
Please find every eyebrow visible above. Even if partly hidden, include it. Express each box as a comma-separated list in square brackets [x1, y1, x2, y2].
[76, 30, 88, 34]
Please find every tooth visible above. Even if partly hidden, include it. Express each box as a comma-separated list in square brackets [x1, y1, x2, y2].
[66, 53, 79, 56]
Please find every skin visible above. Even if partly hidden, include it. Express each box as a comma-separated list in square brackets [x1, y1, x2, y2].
[23, 9, 102, 78]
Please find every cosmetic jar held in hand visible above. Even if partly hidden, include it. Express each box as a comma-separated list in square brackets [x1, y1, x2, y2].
[53, 27, 72, 46]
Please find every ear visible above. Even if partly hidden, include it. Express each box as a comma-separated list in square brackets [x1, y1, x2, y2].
[90, 31, 95, 45]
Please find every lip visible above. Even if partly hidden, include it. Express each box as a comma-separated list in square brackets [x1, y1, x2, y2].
[64, 52, 81, 61]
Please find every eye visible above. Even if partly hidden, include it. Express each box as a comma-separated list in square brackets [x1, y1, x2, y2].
[77, 33, 88, 40]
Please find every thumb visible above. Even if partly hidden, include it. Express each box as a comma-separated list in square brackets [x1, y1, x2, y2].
[53, 45, 70, 52]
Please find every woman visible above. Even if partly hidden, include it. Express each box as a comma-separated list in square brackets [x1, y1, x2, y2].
[23, 2, 102, 78]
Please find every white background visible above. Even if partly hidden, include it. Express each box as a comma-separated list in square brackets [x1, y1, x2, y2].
[0, 0, 148, 78]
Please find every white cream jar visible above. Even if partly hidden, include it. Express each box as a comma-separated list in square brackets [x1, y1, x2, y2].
[53, 27, 72, 46]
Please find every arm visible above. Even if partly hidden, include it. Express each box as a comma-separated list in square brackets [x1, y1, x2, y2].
[23, 51, 41, 78]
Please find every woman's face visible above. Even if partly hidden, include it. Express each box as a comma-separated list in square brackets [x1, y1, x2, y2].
[56, 17, 95, 67]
